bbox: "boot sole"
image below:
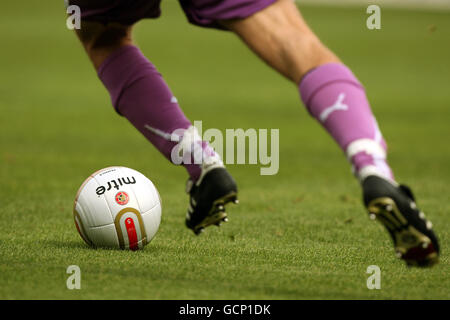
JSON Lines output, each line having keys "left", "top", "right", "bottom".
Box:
{"left": 367, "top": 197, "right": 439, "bottom": 267}
{"left": 191, "top": 191, "right": 238, "bottom": 235}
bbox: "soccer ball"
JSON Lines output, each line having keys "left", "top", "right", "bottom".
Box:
{"left": 73, "top": 166, "right": 162, "bottom": 250}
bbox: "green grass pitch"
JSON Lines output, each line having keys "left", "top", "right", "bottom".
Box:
{"left": 0, "top": 1, "right": 449, "bottom": 299}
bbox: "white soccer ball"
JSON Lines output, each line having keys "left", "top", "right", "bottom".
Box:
{"left": 73, "top": 166, "right": 161, "bottom": 250}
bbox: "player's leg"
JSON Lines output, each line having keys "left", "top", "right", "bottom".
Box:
{"left": 75, "top": 21, "right": 205, "bottom": 179}
{"left": 75, "top": 21, "right": 133, "bottom": 69}
{"left": 221, "top": 0, "right": 439, "bottom": 266}
{"left": 74, "top": 20, "right": 237, "bottom": 234}
{"left": 222, "top": 0, "right": 339, "bottom": 84}
{"left": 221, "top": 0, "right": 392, "bottom": 181}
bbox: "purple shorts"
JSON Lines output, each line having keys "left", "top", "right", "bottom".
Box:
{"left": 68, "top": 0, "right": 276, "bottom": 30}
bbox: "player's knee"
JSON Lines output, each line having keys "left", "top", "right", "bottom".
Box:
{"left": 92, "top": 24, "right": 132, "bottom": 50}
{"left": 76, "top": 21, "right": 132, "bottom": 53}
{"left": 226, "top": 1, "right": 339, "bottom": 84}
{"left": 75, "top": 21, "right": 133, "bottom": 70}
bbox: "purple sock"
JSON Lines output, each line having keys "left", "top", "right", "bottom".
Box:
{"left": 299, "top": 63, "right": 394, "bottom": 182}
{"left": 98, "top": 45, "right": 220, "bottom": 181}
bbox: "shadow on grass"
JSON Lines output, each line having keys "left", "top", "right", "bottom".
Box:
{"left": 41, "top": 239, "right": 166, "bottom": 255}
{"left": 41, "top": 239, "right": 96, "bottom": 250}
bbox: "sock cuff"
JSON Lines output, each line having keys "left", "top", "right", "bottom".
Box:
{"left": 98, "top": 45, "right": 158, "bottom": 112}
{"left": 97, "top": 45, "right": 139, "bottom": 78}
{"left": 299, "top": 63, "right": 364, "bottom": 113}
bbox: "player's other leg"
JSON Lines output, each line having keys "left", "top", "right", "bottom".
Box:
{"left": 74, "top": 21, "right": 237, "bottom": 235}
{"left": 221, "top": 0, "right": 439, "bottom": 266}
